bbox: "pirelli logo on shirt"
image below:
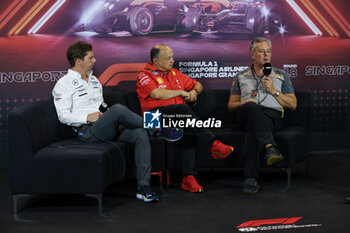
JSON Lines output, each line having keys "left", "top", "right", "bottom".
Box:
{"left": 269, "top": 75, "right": 281, "bottom": 79}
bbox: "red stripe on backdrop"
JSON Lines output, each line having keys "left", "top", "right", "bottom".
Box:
{"left": 0, "top": 0, "right": 27, "bottom": 31}
{"left": 8, "top": 0, "right": 47, "bottom": 36}
{"left": 319, "top": 0, "right": 350, "bottom": 37}
{"left": 98, "top": 63, "right": 146, "bottom": 86}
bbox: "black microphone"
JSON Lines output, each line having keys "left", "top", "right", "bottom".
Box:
{"left": 263, "top": 63, "right": 272, "bottom": 77}
{"left": 99, "top": 102, "right": 109, "bottom": 113}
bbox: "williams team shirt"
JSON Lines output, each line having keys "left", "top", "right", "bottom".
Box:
{"left": 52, "top": 69, "right": 103, "bottom": 127}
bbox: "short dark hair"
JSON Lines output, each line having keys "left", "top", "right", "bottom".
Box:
{"left": 150, "top": 46, "right": 161, "bottom": 63}
{"left": 66, "top": 41, "right": 92, "bottom": 67}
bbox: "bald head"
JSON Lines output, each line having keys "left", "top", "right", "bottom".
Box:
{"left": 151, "top": 44, "right": 174, "bottom": 72}
{"left": 150, "top": 44, "right": 167, "bottom": 62}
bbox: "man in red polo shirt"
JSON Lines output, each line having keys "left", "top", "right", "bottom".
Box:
{"left": 136, "top": 44, "right": 234, "bottom": 193}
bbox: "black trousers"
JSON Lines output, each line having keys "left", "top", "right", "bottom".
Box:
{"left": 236, "top": 102, "right": 282, "bottom": 179}
{"left": 154, "top": 104, "right": 216, "bottom": 175}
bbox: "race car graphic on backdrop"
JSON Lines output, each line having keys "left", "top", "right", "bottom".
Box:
{"left": 76, "top": 0, "right": 280, "bottom": 36}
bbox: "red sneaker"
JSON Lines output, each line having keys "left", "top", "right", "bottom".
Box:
{"left": 181, "top": 175, "right": 203, "bottom": 193}
{"left": 210, "top": 140, "right": 234, "bottom": 159}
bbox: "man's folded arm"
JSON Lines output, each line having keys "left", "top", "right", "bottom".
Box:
{"left": 150, "top": 88, "right": 189, "bottom": 100}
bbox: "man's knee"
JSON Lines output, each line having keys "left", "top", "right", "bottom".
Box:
{"left": 244, "top": 101, "right": 259, "bottom": 109}
{"left": 173, "top": 103, "right": 194, "bottom": 114}
{"left": 109, "top": 103, "right": 127, "bottom": 112}
{"left": 240, "top": 102, "right": 260, "bottom": 114}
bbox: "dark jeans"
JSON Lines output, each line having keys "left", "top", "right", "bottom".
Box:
{"left": 154, "top": 104, "right": 216, "bottom": 175}
{"left": 80, "top": 104, "right": 151, "bottom": 187}
{"left": 236, "top": 102, "right": 282, "bottom": 179}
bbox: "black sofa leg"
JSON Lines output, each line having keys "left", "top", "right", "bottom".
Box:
{"left": 283, "top": 168, "right": 291, "bottom": 191}
{"left": 161, "top": 171, "right": 169, "bottom": 192}
{"left": 86, "top": 193, "right": 103, "bottom": 215}
{"left": 13, "top": 194, "right": 32, "bottom": 222}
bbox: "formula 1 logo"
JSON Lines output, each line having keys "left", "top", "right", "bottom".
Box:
{"left": 143, "top": 110, "right": 161, "bottom": 129}
{"left": 236, "top": 217, "right": 321, "bottom": 232}
{"left": 237, "top": 217, "right": 302, "bottom": 228}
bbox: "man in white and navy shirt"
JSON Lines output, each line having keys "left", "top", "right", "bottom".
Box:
{"left": 228, "top": 37, "right": 297, "bottom": 194}
{"left": 52, "top": 41, "right": 158, "bottom": 202}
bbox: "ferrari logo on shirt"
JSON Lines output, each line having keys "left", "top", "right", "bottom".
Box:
{"left": 156, "top": 77, "right": 164, "bottom": 84}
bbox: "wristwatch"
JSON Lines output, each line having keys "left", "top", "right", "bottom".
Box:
{"left": 194, "top": 87, "right": 200, "bottom": 94}
{"left": 274, "top": 90, "right": 280, "bottom": 97}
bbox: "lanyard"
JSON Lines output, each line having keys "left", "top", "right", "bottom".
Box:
{"left": 250, "top": 66, "right": 268, "bottom": 104}
{"left": 251, "top": 66, "right": 264, "bottom": 90}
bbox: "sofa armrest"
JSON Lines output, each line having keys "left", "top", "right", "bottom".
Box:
{"left": 9, "top": 107, "right": 36, "bottom": 173}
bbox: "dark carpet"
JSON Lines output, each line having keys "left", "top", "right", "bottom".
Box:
{"left": 1, "top": 150, "right": 350, "bottom": 233}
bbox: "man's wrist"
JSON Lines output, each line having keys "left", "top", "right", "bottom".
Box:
{"left": 274, "top": 90, "right": 280, "bottom": 97}
{"left": 179, "top": 90, "right": 188, "bottom": 97}
{"left": 190, "top": 89, "right": 198, "bottom": 96}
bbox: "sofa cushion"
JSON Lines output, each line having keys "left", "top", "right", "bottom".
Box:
{"left": 24, "top": 139, "right": 128, "bottom": 194}
{"left": 193, "top": 89, "right": 232, "bottom": 127}
{"left": 103, "top": 87, "right": 128, "bottom": 107}
{"left": 10, "top": 99, "right": 63, "bottom": 154}
{"left": 282, "top": 91, "right": 311, "bottom": 130}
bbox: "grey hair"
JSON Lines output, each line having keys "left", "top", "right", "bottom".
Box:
{"left": 249, "top": 37, "right": 272, "bottom": 52}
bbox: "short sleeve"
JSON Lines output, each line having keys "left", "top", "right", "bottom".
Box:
{"left": 136, "top": 72, "right": 158, "bottom": 99}
{"left": 177, "top": 71, "right": 196, "bottom": 91}
{"left": 281, "top": 72, "right": 294, "bottom": 94}
{"left": 230, "top": 76, "right": 241, "bottom": 95}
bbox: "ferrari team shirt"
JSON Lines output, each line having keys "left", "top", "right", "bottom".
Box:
{"left": 136, "top": 63, "right": 197, "bottom": 113}
{"left": 52, "top": 69, "right": 103, "bottom": 127}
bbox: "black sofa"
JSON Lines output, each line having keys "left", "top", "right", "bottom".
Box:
{"left": 122, "top": 87, "right": 311, "bottom": 188}
{"left": 9, "top": 86, "right": 311, "bottom": 217}
{"left": 9, "top": 88, "right": 165, "bottom": 218}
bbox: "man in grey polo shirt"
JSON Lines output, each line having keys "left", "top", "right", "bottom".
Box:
{"left": 228, "top": 37, "right": 297, "bottom": 194}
